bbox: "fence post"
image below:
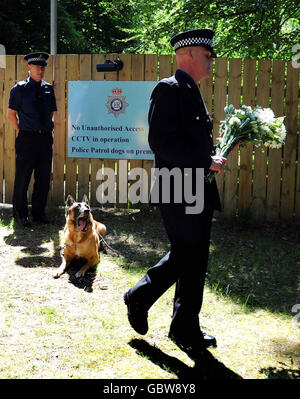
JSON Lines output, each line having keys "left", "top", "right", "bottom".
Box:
{"left": 239, "top": 59, "right": 256, "bottom": 217}
{"left": 223, "top": 58, "right": 242, "bottom": 218}
{"left": 266, "top": 60, "right": 285, "bottom": 221}
{"left": 53, "top": 54, "right": 66, "bottom": 205}
{"left": 252, "top": 60, "right": 271, "bottom": 221}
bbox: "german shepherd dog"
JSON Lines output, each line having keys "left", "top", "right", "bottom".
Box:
{"left": 53, "top": 194, "right": 106, "bottom": 279}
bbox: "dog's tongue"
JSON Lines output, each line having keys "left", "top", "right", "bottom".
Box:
{"left": 76, "top": 219, "right": 85, "bottom": 232}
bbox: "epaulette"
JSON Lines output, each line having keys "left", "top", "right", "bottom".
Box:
{"left": 160, "top": 76, "right": 178, "bottom": 87}
{"left": 151, "top": 77, "right": 178, "bottom": 100}
{"left": 41, "top": 80, "right": 52, "bottom": 87}
{"left": 17, "top": 79, "right": 29, "bottom": 87}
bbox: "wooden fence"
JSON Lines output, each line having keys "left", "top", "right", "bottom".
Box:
{"left": 0, "top": 54, "right": 299, "bottom": 222}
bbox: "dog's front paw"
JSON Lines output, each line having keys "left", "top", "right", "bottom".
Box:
{"left": 75, "top": 269, "right": 86, "bottom": 278}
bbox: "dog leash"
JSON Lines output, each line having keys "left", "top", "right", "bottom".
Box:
{"left": 61, "top": 235, "right": 120, "bottom": 256}
{"left": 98, "top": 233, "right": 120, "bottom": 256}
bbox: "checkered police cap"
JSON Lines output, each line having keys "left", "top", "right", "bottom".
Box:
{"left": 24, "top": 52, "right": 49, "bottom": 66}
{"left": 170, "top": 29, "right": 216, "bottom": 57}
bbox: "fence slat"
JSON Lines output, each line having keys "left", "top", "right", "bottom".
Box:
{"left": 46, "top": 56, "right": 54, "bottom": 205}
{"left": 16, "top": 55, "right": 27, "bottom": 81}
{"left": 52, "top": 55, "right": 66, "bottom": 205}
{"left": 44, "top": 55, "right": 53, "bottom": 83}
{"left": 239, "top": 59, "right": 256, "bottom": 216}
{"left": 200, "top": 63, "right": 213, "bottom": 115}
{"left": 65, "top": 54, "right": 79, "bottom": 202}
{"left": 281, "top": 62, "right": 298, "bottom": 220}
{"left": 213, "top": 58, "right": 228, "bottom": 209}
{"left": 159, "top": 55, "right": 171, "bottom": 79}
{"left": 266, "top": 60, "right": 285, "bottom": 221}
{"left": 223, "top": 58, "right": 242, "bottom": 218}
{"left": 3, "top": 56, "right": 16, "bottom": 204}
{"left": 252, "top": 60, "right": 271, "bottom": 221}
{"left": 78, "top": 54, "right": 92, "bottom": 201}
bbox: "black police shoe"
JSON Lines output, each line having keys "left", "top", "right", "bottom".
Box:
{"left": 202, "top": 331, "right": 217, "bottom": 348}
{"left": 123, "top": 291, "right": 149, "bottom": 335}
{"left": 168, "top": 331, "right": 217, "bottom": 361}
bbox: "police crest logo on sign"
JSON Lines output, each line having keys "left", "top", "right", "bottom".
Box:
{"left": 105, "top": 88, "right": 128, "bottom": 118}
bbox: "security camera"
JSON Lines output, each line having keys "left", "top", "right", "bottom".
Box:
{"left": 96, "top": 59, "right": 123, "bottom": 72}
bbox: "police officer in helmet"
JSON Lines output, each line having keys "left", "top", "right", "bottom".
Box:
{"left": 6, "top": 52, "right": 57, "bottom": 227}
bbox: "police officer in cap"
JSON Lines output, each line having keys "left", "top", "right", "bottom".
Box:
{"left": 7, "top": 52, "right": 57, "bottom": 227}
{"left": 124, "top": 29, "right": 227, "bottom": 361}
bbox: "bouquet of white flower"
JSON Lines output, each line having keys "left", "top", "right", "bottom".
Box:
{"left": 206, "top": 104, "right": 286, "bottom": 183}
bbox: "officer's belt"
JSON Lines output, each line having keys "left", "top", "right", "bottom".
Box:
{"left": 20, "top": 129, "right": 51, "bottom": 134}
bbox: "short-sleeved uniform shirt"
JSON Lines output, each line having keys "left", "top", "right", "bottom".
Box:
{"left": 8, "top": 76, "right": 57, "bottom": 131}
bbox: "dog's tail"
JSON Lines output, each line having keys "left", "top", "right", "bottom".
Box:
{"left": 98, "top": 233, "right": 120, "bottom": 256}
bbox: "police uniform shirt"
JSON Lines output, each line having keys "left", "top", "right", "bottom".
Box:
{"left": 8, "top": 77, "right": 57, "bottom": 131}
{"left": 148, "top": 69, "right": 215, "bottom": 170}
{"left": 148, "top": 68, "right": 221, "bottom": 211}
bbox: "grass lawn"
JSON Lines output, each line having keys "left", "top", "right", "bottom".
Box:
{"left": 0, "top": 204, "right": 299, "bottom": 379}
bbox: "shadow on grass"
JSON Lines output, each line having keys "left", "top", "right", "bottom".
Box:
{"left": 95, "top": 208, "right": 298, "bottom": 315}
{"left": 207, "top": 218, "right": 299, "bottom": 314}
{"left": 92, "top": 207, "right": 168, "bottom": 269}
{"left": 2, "top": 204, "right": 298, "bottom": 314}
{"left": 61, "top": 258, "right": 107, "bottom": 293}
{"left": 129, "top": 338, "right": 242, "bottom": 379}
{"left": 2, "top": 205, "right": 62, "bottom": 264}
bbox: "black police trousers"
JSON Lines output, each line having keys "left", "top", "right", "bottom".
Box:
{"left": 13, "top": 130, "right": 53, "bottom": 219}
{"left": 127, "top": 202, "right": 214, "bottom": 337}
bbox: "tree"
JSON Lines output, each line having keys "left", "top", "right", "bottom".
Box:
{"left": 60, "top": 0, "right": 134, "bottom": 53}
{"left": 1, "top": 0, "right": 299, "bottom": 58}
{"left": 0, "top": 0, "right": 134, "bottom": 54}
{"left": 127, "top": 0, "right": 300, "bottom": 59}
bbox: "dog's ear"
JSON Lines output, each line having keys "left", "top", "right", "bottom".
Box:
{"left": 82, "top": 194, "right": 89, "bottom": 204}
{"left": 66, "top": 195, "right": 75, "bottom": 208}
